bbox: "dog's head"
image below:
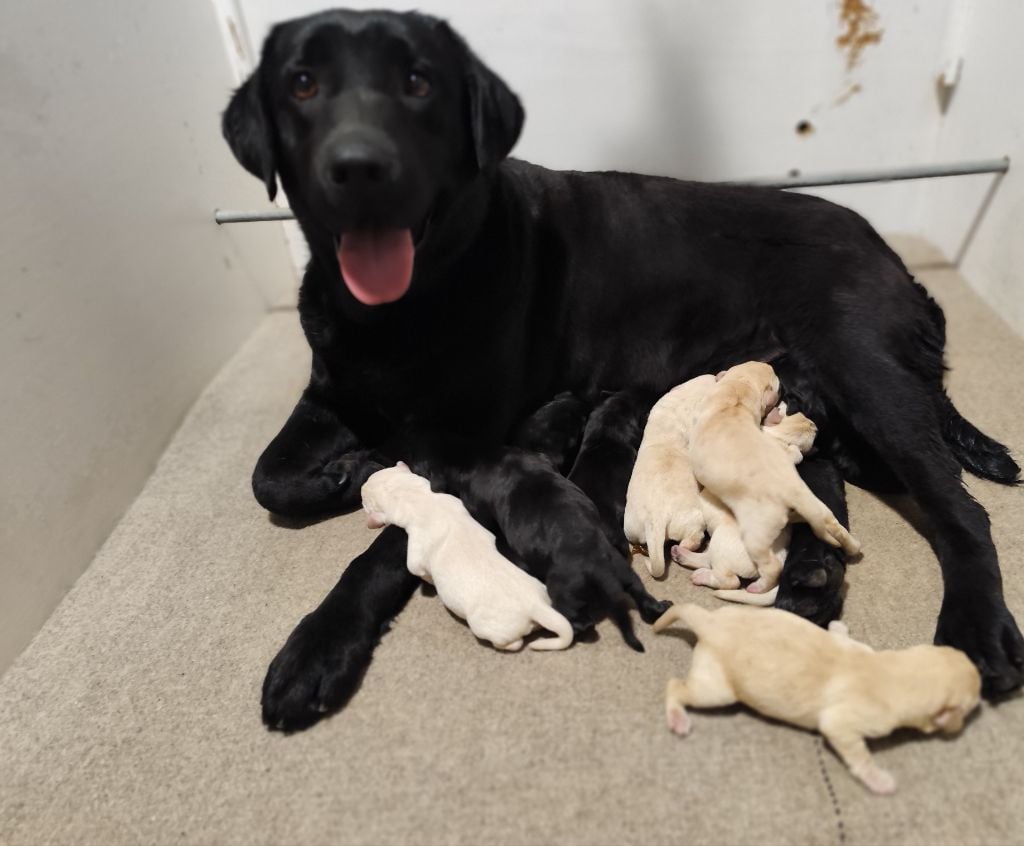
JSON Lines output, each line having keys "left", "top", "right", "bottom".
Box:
{"left": 360, "top": 461, "right": 426, "bottom": 528}
{"left": 716, "top": 362, "right": 781, "bottom": 417}
{"left": 903, "top": 645, "right": 982, "bottom": 735}
{"left": 223, "top": 9, "right": 523, "bottom": 306}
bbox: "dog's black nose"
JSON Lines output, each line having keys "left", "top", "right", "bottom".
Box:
{"left": 326, "top": 143, "right": 400, "bottom": 188}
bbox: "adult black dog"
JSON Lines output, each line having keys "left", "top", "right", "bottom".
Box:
{"left": 223, "top": 8, "right": 1023, "bottom": 731}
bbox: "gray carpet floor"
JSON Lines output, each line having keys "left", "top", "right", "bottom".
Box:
{"left": 1, "top": 238, "right": 1022, "bottom": 846}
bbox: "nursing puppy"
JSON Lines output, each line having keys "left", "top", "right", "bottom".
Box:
{"left": 654, "top": 604, "right": 982, "bottom": 794}
{"left": 675, "top": 407, "right": 818, "bottom": 604}
{"left": 361, "top": 464, "right": 574, "bottom": 651}
{"left": 689, "top": 363, "right": 860, "bottom": 594}
{"left": 624, "top": 375, "right": 716, "bottom": 577}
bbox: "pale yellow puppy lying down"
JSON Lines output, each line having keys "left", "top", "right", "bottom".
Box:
{"left": 674, "top": 406, "right": 818, "bottom": 605}
{"left": 624, "top": 374, "right": 716, "bottom": 578}
{"left": 361, "top": 464, "right": 574, "bottom": 651}
{"left": 654, "top": 604, "right": 982, "bottom": 795}
{"left": 689, "top": 361, "right": 860, "bottom": 595}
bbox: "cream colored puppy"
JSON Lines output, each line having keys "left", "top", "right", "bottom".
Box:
{"left": 624, "top": 374, "right": 716, "bottom": 577}
{"left": 361, "top": 464, "right": 573, "bottom": 651}
{"left": 674, "top": 407, "right": 818, "bottom": 605}
{"left": 654, "top": 604, "right": 982, "bottom": 794}
{"left": 689, "top": 362, "right": 860, "bottom": 594}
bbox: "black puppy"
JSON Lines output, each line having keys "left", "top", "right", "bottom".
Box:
{"left": 512, "top": 391, "right": 590, "bottom": 474}
{"left": 224, "top": 10, "right": 1022, "bottom": 730}
{"left": 419, "top": 447, "right": 670, "bottom": 652}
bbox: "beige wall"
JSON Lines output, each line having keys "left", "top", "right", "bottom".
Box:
{"left": 0, "top": 1, "right": 296, "bottom": 672}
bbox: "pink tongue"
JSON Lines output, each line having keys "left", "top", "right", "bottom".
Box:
{"left": 338, "top": 229, "right": 415, "bottom": 305}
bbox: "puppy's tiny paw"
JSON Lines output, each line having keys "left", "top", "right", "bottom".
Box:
{"left": 691, "top": 568, "right": 717, "bottom": 588}
{"left": 859, "top": 765, "right": 897, "bottom": 795}
{"left": 667, "top": 705, "right": 692, "bottom": 736}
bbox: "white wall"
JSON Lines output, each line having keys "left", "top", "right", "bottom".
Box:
{"left": 917, "top": 4, "right": 1024, "bottom": 334}
{"left": 0, "top": 0, "right": 297, "bottom": 673}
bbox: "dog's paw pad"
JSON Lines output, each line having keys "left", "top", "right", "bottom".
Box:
{"left": 667, "top": 705, "right": 692, "bottom": 736}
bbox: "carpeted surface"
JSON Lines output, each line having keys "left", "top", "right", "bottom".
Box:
{"left": 1, "top": 238, "right": 1022, "bottom": 846}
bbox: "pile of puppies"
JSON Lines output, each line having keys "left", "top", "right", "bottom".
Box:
{"left": 625, "top": 361, "right": 860, "bottom": 602}
{"left": 360, "top": 361, "right": 981, "bottom": 795}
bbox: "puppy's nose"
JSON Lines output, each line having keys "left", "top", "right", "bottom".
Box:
{"left": 327, "top": 142, "right": 400, "bottom": 188}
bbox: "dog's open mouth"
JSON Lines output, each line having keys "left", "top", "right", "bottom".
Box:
{"left": 337, "top": 229, "right": 414, "bottom": 306}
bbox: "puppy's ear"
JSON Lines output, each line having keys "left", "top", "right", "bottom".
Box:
{"left": 715, "top": 370, "right": 727, "bottom": 382}
{"left": 439, "top": 21, "right": 524, "bottom": 169}
{"left": 222, "top": 70, "right": 278, "bottom": 201}
{"left": 396, "top": 461, "right": 411, "bottom": 472}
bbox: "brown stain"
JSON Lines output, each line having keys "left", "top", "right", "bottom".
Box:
{"left": 833, "top": 82, "right": 863, "bottom": 106}
{"left": 836, "top": 0, "right": 884, "bottom": 71}
{"left": 795, "top": 119, "right": 815, "bottom": 136}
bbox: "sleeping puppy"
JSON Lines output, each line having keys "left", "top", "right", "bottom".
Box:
{"left": 624, "top": 375, "right": 716, "bottom": 577}
{"left": 361, "top": 464, "right": 574, "bottom": 651}
{"left": 426, "top": 448, "right": 671, "bottom": 651}
{"left": 654, "top": 604, "right": 982, "bottom": 794}
{"left": 674, "top": 407, "right": 818, "bottom": 604}
{"left": 512, "top": 390, "right": 590, "bottom": 474}
{"left": 689, "top": 362, "right": 860, "bottom": 594}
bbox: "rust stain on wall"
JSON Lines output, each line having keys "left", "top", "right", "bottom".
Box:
{"left": 836, "top": 0, "right": 883, "bottom": 71}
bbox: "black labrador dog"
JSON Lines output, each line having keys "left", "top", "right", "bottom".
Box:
{"left": 222, "top": 9, "right": 1023, "bottom": 731}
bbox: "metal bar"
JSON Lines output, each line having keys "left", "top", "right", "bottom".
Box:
{"left": 213, "top": 157, "right": 1010, "bottom": 223}
{"left": 732, "top": 157, "right": 1009, "bottom": 189}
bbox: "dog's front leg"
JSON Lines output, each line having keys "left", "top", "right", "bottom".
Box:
{"left": 261, "top": 525, "right": 417, "bottom": 731}
{"left": 776, "top": 457, "right": 848, "bottom": 625}
{"left": 819, "top": 713, "right": 896, "bottom": 795}
{"left": 253, "top": 389, "right": 387, "bottom": 518}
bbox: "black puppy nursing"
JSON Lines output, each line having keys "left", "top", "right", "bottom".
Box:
{"left": 223, "top": 8, "right": 1023, "bottom": 731}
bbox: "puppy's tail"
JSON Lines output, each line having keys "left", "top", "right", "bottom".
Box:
{"left": 789, "top": 486, "right": 861, "bottom": 556}
{"left": 528, "top": 604, "right": 575, "bottom": 651}
{"left": 937, "top": 391, "right": 1021, "bottom": 485}
{"left": 644, "top": 519, "right": 668, "bottom": 578}
{"left": 713, "top": 586, "right": 778, "bottom": 607}
{"left": 653, "top": 603, "right": 711, "bottom": 636}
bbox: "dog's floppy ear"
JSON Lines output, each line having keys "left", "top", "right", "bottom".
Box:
{"left": 222, "top": 70, "right": 278, "bottom": 201}
{"left": 439, "top": 21, "right": 524, "bottom": 170}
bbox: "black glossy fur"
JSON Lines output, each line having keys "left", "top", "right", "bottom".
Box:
{"left": 222, "top": 9, "right": 1023, "bottom": 731}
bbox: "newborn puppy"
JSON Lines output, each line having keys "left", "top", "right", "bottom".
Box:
{"left": 654, "top": 604, "right": 982, "bottom": 794}
{"left": 624, "top": 375, "right": 716, "bottom": 577}
{"left": 674, "top": 407, "right": 818, "bottom": 603}
{"left": 430, "top": 449, "right": 671, "bottom": 651}
{"left": 689, "top": 362, "right": 860, "bottom": 594}
{"left": 512, "top": 391, "right": 590, "bottom": 473}
{"left": 567, "top": 389, "right": 653, "bottom": 554}
{"left": 361, "top": 464, "right": 574, "bottom": 651}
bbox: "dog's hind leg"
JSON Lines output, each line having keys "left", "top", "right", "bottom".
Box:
{"left": 665, "top": 647, "right": 736, "bottom": 736}
{"left": 820, "top": 346, "right": 1024, "bottom": 696}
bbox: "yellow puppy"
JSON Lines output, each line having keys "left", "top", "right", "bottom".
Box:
{"left": 654, "top": 604, "right": 982, "bottom": 794}
{"left": 689, "top": 362, "right": 860, "bottom": 594}
{"left": 624, "top": 374, "right": 715, "bottom": 577}
{"left": 674, "top": 406, "right": 817, "bottom": 600}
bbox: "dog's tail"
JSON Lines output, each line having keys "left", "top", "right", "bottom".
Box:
{"left": 713, "top": 586, "right": 778, "bottom": 607}
{"left": 653, "top": 602, "right": 711, "bottom": 635}
{"left": 528, "top": 604, "right": 575, "bottom": 651}
{"left": 937, "top": 391, "right": 1020, "bottom": 485}
{"left": 644, "top": 519, "right": 668, "bottom": 578}
{"left": 789, "top": 486, "right": 861, "bottom": 556}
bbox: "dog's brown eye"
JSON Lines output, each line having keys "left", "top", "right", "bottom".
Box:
{"left": 291, "top": 71, "right": 318, "bottom": 100}
{"left": 405, "top": 70, "right": 431, "bottom": 98}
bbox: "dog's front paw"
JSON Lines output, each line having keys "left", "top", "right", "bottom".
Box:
{"left": 935, "top": 593, "right": 1024, "bottom": 698}
{"left": 261, "top": 610, "right": 375, "bottom": 732}
{"left": 323, "top": 450, "right": 385, "bottom": 492}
